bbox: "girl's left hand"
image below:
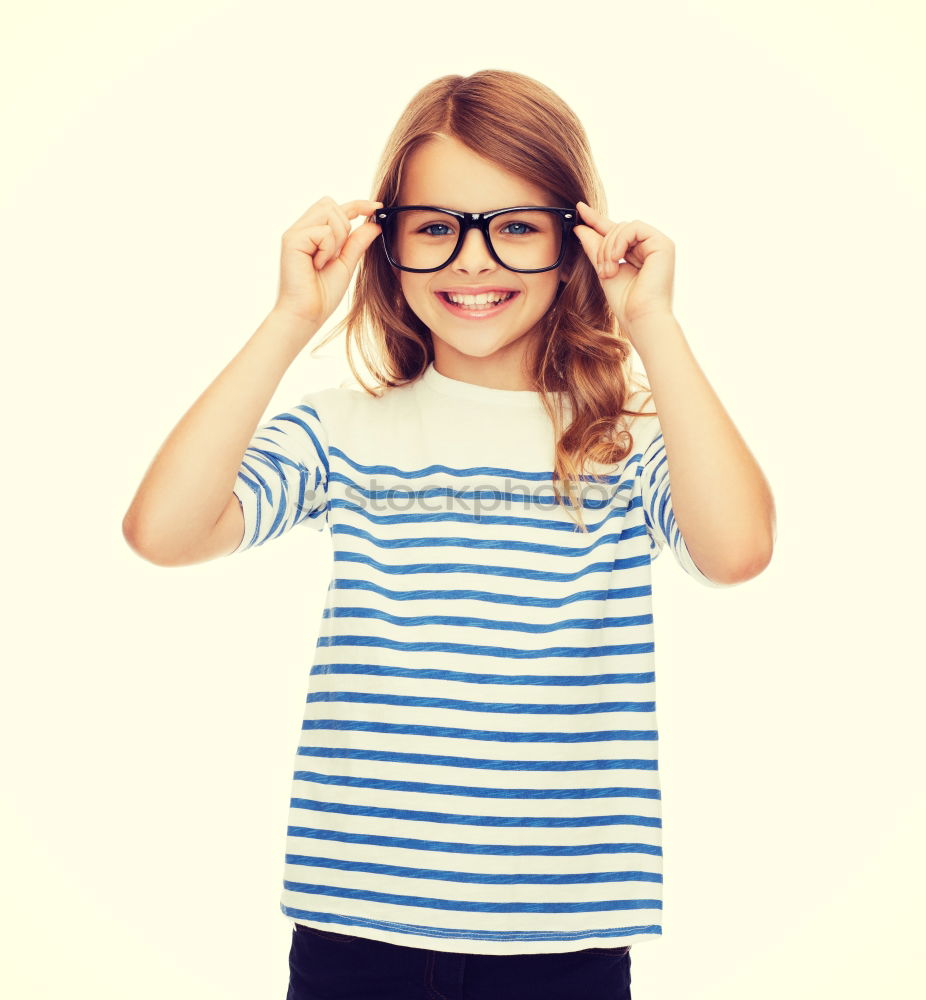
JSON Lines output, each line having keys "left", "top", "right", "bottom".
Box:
{"left": 573, "top": 202, "right": 676, "bottom": 339}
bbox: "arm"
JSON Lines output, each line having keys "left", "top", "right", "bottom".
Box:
{"left": 122, "top": 309, "right": 317, "bottom": 566}
{"left": 122, "top": 196, "right": 383, "bottom": 567}
{"left": 630, "top": 311, "right": 776, "bottom": 585}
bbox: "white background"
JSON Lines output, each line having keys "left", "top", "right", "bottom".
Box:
{"left": 2, "top": 1, "right": 923, "bottom": 997}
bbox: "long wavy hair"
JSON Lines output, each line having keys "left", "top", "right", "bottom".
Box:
{"left": 312, "top": 69, "right": 656, "bottom": 532}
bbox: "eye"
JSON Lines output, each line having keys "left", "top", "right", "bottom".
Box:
{"left": 500, "top": 221, "right": 536, "bottom": 236}
{"left": 418, "top": 222, "right": 454, "bottom": 236}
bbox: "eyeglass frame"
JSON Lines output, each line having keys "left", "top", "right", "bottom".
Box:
{"left": 374, "top": 204, "right": 578, "bottom": 274}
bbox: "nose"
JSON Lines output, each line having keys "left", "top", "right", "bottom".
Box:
{"left": 451, "top": 226, "right": 497, "bottom": 274}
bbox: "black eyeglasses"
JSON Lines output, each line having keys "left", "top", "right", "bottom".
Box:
{"left": 375, "top": 205, "right": 578, "bottom": 274}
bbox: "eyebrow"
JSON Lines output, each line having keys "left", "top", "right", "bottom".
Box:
{"left": 399, "top": 203, "right": 558, "bottom": 212}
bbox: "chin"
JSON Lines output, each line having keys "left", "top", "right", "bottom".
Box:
{"left": 432, "top": 328, "right": 540, "bottom": 361}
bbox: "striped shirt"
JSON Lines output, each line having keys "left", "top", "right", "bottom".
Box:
{"left": 231, "top": 360, "right": 734, "bottom": 956}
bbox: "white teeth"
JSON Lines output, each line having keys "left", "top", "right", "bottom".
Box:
{"left": 445, "top": 291, "right": 513, "bottom": 307}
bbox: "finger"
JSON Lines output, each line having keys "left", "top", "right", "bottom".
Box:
{"left": 302, "top": 223, "right": 345, "bottom": 271}
{"left": 572, "top": 223, "right": 603, "bottom": 263}
{"left": 344, "top": 200, "right": 385, "bottom": 231}
{"left": 333, "top": 198, "right": 385, "bottom": 259}
{"left": 282, "top": 199, "right": 381, "bottom": 276}
{"left": 316, "top": 235, "right": 338, "bottom": 271}
{"left": 306, "top": 225, "right": 339, "bottom": 271}
{"left": 606, "top": 222, "right": 652, "bottom": 276}
{"left": 577, "top": 203, "right": 629, "bottom": 277}
{"left": 282, "top": 222, "right": 334, "bottom": 255}
{"left": 287, "top": 197, "right": 382, "bottom": 237}
{"left": 319, "top": 197, "right": 362, "bottom": 262}
{"left": 283, "top": 209, "right": 344, "bottom": 272}
{"left": 324, "top": 198, "right": 350, "bottom": 256}
{"left": 602, "top": 222, "right": 631, "bottom": 276}
{"left": 612, "top": 226, "right": 657, "bottom": 274}
{"left": 287, "top": 195, "right": 340, "bottom": 232}
{"left": 333, "top": 199, "right": 379, "bottom": 249}
{"left": 576, "top": 200, "right": 615, "bottom": 238}
{"left": 341, "top": 199, "right": 384, "bottom": 217}
{"left": 336, "top": 219, "right": 383, "bottom": 275}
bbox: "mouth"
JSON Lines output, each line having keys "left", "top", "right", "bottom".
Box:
{"left": 435, "top": 290, "right": 520, "bottom": 319}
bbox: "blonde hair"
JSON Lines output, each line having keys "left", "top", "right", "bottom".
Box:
{"left": 313, "top": 69, "right": 655, "bottom": 532}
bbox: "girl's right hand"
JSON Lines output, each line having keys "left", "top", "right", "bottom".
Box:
{"left": 273, "top": 196, "right": 384, "bottom": 329}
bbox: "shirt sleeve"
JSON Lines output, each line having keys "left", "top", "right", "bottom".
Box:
{"left": 638, "top": 416, "right": 738, "bottom": 589}
{"left": 230, "top": 393, "right": 330, "bottom": 554}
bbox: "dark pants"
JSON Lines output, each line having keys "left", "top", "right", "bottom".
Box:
{"left": 286, "top": 922, "right": 632, "bottom": 1000}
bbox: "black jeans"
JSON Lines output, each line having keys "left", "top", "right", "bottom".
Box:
{"left": 286, "top": 922, "right": 632, "bottom": 1000}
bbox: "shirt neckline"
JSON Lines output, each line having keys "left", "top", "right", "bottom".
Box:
{"left": 420, "top": 361, "right": 562, "bottom": 409}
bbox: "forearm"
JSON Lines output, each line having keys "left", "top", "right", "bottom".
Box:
{"left": 630, "top": 311, "right": 776, "bottom": 583}
{"left": 122, "top": 309, "right": 318, "bottom": 563}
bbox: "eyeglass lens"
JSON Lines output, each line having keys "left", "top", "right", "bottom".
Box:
{"left": 384, "top": 209, "right": 563, "bottom": 271}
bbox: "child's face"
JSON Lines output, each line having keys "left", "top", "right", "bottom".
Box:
{"left": 395, "top": 135, "right": 568, "bottom": 383}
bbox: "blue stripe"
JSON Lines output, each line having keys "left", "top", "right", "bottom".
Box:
{"left": 243, "top": 452, "right": 306, "bottom": 538}
{"left": 287, "top": 825, "right": 662, "bottom": 857}
{"left": 315, "top": 635, "right": 655, "bottom": 660}
{"left": 322, "top": 606, "right": 652, "bottom": 632}
{"left": 288, "top": 799, "right": 662, "bottom": 829}
{"left": 292, "top": 770, "right": 661, "bottom": 801}
{"left": 272, "top": 405, "right": 330, "bottom": 479}
{"left": 329, "top": 492, "right": 639, "bottom": 525}
{"left": 331, "top": 578, "right": 654, "bottom": 607}
{"left": 329, "top": 445, "right": 632, "bottom": 485}
{"left": 301, "top": 719, "right": 660, "bottom": 747}
{"left": 284, "top": 854, "right": 662, "bottom": 884}
{"left": 281, "top": 905, "right": 660, "bottom": 944}
{"left": 332, "top": 522, "right": 635, "bottom": 558}
{"left": 332, "top": 551, "right": 651, "bottom": 583}
{"left": 329, "top": 474, "right": 621, "bottom": 513}
{"left": 281, "top": 880, "right": 662, "bottom": 913}
{"left": 308, "top": 663, "right": 656, "bottom": 686}
{"left": 233, "top": 404, "right": 330, "bottom": 548}
{"left": 305, "top": 691, "right": 655, "bottom": 714}
{"left": 238, "top": 452, "right": 313, "bottom": 541}
{"left": 296, "top": 747, "right": 660, "bottom": 768}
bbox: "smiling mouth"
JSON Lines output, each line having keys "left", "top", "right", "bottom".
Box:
{"left": 436, "top": 291, "right": 519, "bottom": 315}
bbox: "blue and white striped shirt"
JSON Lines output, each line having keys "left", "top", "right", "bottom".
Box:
{"left": 231, "top": 360, "right": 734, "bottom": 956}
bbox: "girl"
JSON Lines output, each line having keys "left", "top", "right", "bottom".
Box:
{"left": 124, "top": 70, "right": 774, "bottom": 1000}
